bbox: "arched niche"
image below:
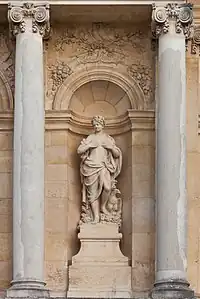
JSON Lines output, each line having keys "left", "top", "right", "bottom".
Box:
{"left": 0, "top": 70, "right": 13, "bottom": 110}
{"left": 52, "top": 64, "right": 155, "bottom": 289}
{"left": 53, "top": 65, "right": 145, "bottom": 111}
{"left": 69, "top": 80, "right": 131, "bottom": 117}
{"left": 64, "top": 69, "right": 135, "bottom": 264}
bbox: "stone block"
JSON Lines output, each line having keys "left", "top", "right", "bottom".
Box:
{"left": 0, "top": 215, "right": 12, "bottom": 233}
{"left": 45, "top": 164, "right": 67, "bottom": 181}
{"left": 0, "top": 134, "right": 13, "bottom": 151}
{"left": 51, "top": 131, "right": 67, "bottom": 146}
{"left": 45, "top": 232, "right": 67, "bottom": 261}
{"left": 45, "top": 146, "right": 67, "bottom": 164}
{"left": 133, "top": 232, "right": 155, "bottom": 263}
{"left": 45, "top": 181, "right": 67, "bottom": 198}
{"left": 132, "top": 261, "right": 154, "bottom": 291}
{"left": 133, "top": 197, "right": 155, "bottom": 233}
{"left": 0, "top": 157, "right": 12, "bottom": 173}
{"left": 132, "top": 131, "right": 155, "bottom": 146}
{"left": 68, "top": 266, "right": 131, "bottom": 298}
{"left": 45, "top": 198, "right": 67, "bottom": 233}
{"left": 68, "top": 223, "right": 132, "bottom": 298}
{"left": 0, "top": 173, "right": 12, "bottom": 198}
{"left": 0, "top": 199, "right": 12, "bottom": 215}
{"left": 0, "top": 233, "right": 11, "bottom": 261}
{"left": 45, "top": 261, "right": 67, "bottom": 290}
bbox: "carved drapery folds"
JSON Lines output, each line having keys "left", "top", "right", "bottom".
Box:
{"left": 152, "top": 3, "right": 193, "bottom": 39}
{"left": 8, "top": 2, "right": 50, "bottom": 37}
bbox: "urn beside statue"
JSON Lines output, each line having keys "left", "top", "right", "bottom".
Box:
{"left": 68, "top": 116, "right": 131, "bottom": 298}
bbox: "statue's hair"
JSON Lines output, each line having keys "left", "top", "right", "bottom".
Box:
{"left": 91, "top": 115, "right": 105, "bottom": 127}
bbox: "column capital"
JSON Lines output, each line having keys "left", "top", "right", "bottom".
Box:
{"left": 152, "top": 3, "right": 193, "bottom": 39}
{"left": 8, "top": 2, "right": 50, "bottom": 38}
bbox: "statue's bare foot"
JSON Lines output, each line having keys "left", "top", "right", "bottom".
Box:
{"left": 91, "top": 217, "right": 99, "bottom": 224}
{"left": 101, "top": 206, "right": 110, "bottom": 215}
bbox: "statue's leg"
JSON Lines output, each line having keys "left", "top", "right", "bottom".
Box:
{"left": 101, "top": 169, "right": 111, "bottom": 214}
{"left": 90, "top": 200, "right": 100, "bottom": 223}
{"left": 87, "top": 179, "right": 100, "bottom": 223}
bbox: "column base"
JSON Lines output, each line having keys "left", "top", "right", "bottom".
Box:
{"left": 150, "top": 280, "right": 194, "bottom": 299}
{"left": 6, "top": 279, "right": 50, "bottom": 299}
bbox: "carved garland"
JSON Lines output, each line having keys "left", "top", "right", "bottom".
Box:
{"left": 152, "top": 3, "right": 193, "bottom": 39}
{"left": 127, "top": 63, "right": 153, "bottom": 106}
{"left": 8, "top": 2, "right": 50, "bottom": 37}
{"left": 48, "top": 61, "right": 73, "bottom": 96}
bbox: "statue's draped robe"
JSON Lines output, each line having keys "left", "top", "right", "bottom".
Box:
{"left": 78, "top": 133, "right": 122, "bottom": 205}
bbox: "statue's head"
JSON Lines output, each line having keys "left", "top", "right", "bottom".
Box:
{"left": 91, "top": 115, "right": 105, "bottom": 132}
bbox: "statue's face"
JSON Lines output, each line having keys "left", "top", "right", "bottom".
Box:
{"left": 93, "top": 122, "right": 103, "bottom": 132}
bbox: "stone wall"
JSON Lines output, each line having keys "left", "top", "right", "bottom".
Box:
{"left": 0, "top": 132, "right": 12, "bottom": 290}
{"left": 0, "top": 20, "right": 199, "bottom": 298}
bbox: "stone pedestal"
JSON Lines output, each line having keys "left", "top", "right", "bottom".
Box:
{"left": 68, "top": 223, "right": 131, "bottom": 298}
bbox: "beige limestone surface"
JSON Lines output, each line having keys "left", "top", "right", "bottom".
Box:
{"left": 0, "top": 10, "right": 198, "bottom": 299}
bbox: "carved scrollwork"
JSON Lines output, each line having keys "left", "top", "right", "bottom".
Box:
{"left": 54, "top": 23, "right": 147, "bottom": 65}
{"left": 152, "top": 3, "right": 193, "bottom": 39}
{"left": 8, "top": 2, "right": 50, "bottom": 37}
{"left": 191, "top": 26, "right": 200, "bottom": 55}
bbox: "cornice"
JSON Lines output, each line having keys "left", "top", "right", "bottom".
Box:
{"left": 0, "top": 0, "right": 186, "bottom": 5}
{"left": 0, "top": 110, "right": 155, "bottom": 134}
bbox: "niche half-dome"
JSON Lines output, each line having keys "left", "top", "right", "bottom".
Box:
{"left": 69, "top": 80, "right": 131, "bottom": 117}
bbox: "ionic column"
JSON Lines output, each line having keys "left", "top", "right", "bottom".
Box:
{"left": 7, "top": 3, "right": 50, "bottom": 297}
{"left": 151, "top": 4, "right": 194, "bottom": 299}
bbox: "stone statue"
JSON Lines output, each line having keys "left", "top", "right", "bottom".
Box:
{"left": 77, "top": 115, "right": 122, "bottom": 225}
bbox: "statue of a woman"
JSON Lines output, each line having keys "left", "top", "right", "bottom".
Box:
{"left": 77, "top": 115, "right": 122, "bottom": 224}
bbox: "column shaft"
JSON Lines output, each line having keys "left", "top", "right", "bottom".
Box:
{"left": 151, "top": 4, "right": 194, "bottom": 299}
{"left": 7, "top": 3, "right": 50, "bottom": 297}
{"left": 13, "top": 19, "right": 44, "bottom": 285}
{"left": 157, "top": 20, "right": 186, "bottom": 282}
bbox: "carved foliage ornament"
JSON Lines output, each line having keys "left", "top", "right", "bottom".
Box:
{"left": 191, "top": 26, "right": 200, "bottom": 55}
{"left": 152, "top": 3, "right": 193, "bottom": 39}
{"left": 8, "top": 2, "right": 50, "bottom": 37}
{"left": 48, "top": 61, "right": 73, "bottom": 96}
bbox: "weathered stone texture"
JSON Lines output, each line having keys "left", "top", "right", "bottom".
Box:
{"left": 0, "top": 133, "right": 13, "bottom": 290}
{"left": 187, "top": 55, "right": 200, "bottom": 295}
{"left": 0, "top": 13, "right": 198, "bottom": 299}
